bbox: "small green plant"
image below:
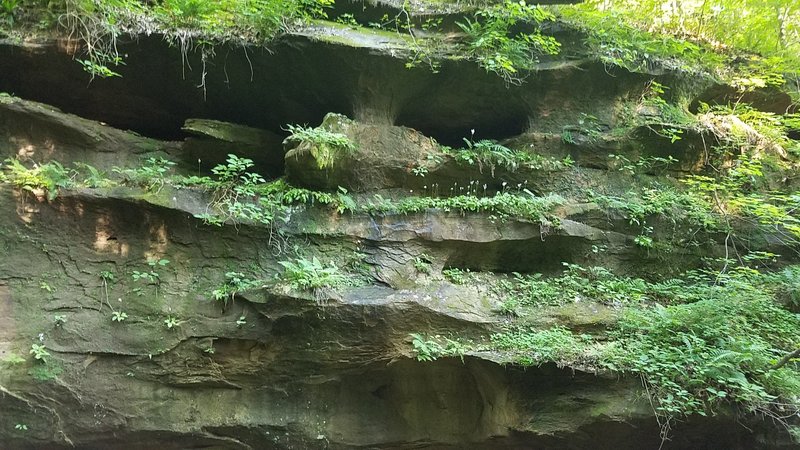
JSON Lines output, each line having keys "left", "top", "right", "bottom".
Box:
{"left": 150, "top": 259, "right": 170, "bottom": 269}
{"left": 210, "top": 154, "right": 264, "bottom": 187}
{"left": 497, "top": 298, "right": 520, "bottom": 317}
{"left": 411, "top": 333, "right": 441, "bottom": 362}
{"left": 634, "top": 234, "right": 654, "bottom": 248}
{"left": 490, "top": 326, "right": 596, "bottom": 367}
{"left": 2, "top": 353, "right": 26, "bottom": 366}
{"left": 100, "top": 270, "right": 116, "bottom": 282}
{"left": 2, "top": 158, "right": 75, "bottom": 200}
{"left": 608, "top": 154, "right": 678, "bottom": 175}
{"left": 132, "top": 259, "right": 168, "bottom": 298}
{"left": 410, "top": 333, "right": 469, "bottom": 362}
{"left": 163, "top": 316, "right": 180, "bottom": 330}
{"left": 14, "top": 424, "right": 28, "bottom": 431}
{"left": 192, "top": 154, "right": 277, "bottom": 227}
{"left": 39, "top": 281, "right": 53, "bottom": 292}
{"left": 53, "top": 315, "right": 66, "bottom": 327}
{"left": 29, "top": 363, "right": 62, "bottom": 382}
{"left": 633, "top": 225, "right": 655, "bottom": 249}
{"left": 446, "top": 138, "right": 569, "bottom": 176}
{"left": 29, "top": 343, "right": 50, "bottom": 363}
{"left": 335, "top": 12, "right": 358, "bottom": 27}
{"left": 413, "top": 254, "right": 433, "bottom": 274}
{"left": 74, "top": 162, "right": 114, "bottom": 188}
{"left": 132, "top": 270, "right": 159, "bottom": 283}
{"left": 236, "top": 315, "right": 247, "bottom": 327}
{"left": 111, "top": 311, "right": 128, "bottom": 322}
{"left": 1, "top": 0, "right": 19, "bottom": 16}
{"left": 411, "top": 165, "right": 429, "bottom": 177}
{"left": 113, "top": 157, "right": 176, "bottom": 192}
{"left": 78, "top": 58, "right": 122, "bottom": 78}
{"left": 211, "top": 272, "right": 261, "bottom": 306}
{"left": 442, "top": 267, "right": 468, "bottom": 285}
{"left": 561, "top": 129, "right": 576, "bottom": 144}
{"left": 278, "top": 256, "right": 350, "bottom": 292}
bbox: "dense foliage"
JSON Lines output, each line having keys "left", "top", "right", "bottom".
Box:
{"left": 557, "top": 1, "right": 800, "bottom": 99}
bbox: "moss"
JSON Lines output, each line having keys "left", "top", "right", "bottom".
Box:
{"left": 305, "top": 19, "right": 412, "bottom": 49}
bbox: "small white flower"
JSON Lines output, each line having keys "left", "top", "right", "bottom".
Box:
{"left": 38, "top": 333, "right": 44, "bottom": 342}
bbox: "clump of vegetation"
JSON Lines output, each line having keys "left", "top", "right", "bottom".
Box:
{"left": 284, "top": 123, "right": 357, "bottom": 169}
{"left": 457, "top": 1, "right": 561, "bottom": 84}
{"left": 607, "top": 154, "right": 678, "bottom": 176}
{"left": 1, "top": 158, "right": 74, "bottom": 201}
{"left": 609, "top": 293, "right": 800, "bottom": 428}
{"left": 589, "top": 185, "right": 718, "bottom": 229}
{"left": 195, "top": 154, "right": 273, "bottom": 226}
{"left": 29, "top": 343, "right": 50, "bottom": 363}
{"left": 413, "top": 253, "right": 433, "bottom": 274}
{"left": 410, "top": 333, "right": 468, "bottom": 362}
{"left": 211, "top": 271, "right": 262, "bottom": 306}
{"left": 0, "top": 157, "right": 120, "bottom": 200}
{"left": 491, "top": 326, "right": 599, "bottom": 367}
{"left": 278, "top": 256, "right": 352, "bottom": 292}
{"left": 114, "top": 157, "right": 176, "bottom": 192}
{"left": 131, "top": 258, "right": 169, "bottom": 300}
{"left": 364, "top": 192, "right": 564, "bottom": 226}
{"left": 443, "top": 138, "right": 572, "bottom": 176}
{"left": 442, "top": 267, "right": 470, "bottom": 285}
{"left": 556, "top": 6, "right": 727, "bottom": 77}
{"left": 483, "top": 265, "right": 800, "bottom": 439}
{"left": 163, "top": 315, "right": 181, "bottom": 330}
{"left": 1, "top": 0, "right": 20, "bottom": 26}
{"left": 560, "top": 0, "right": 800, "bottom": 87}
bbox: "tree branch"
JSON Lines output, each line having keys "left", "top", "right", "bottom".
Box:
{"left": 772, "top": 347, "right": 800, "bottom": 370}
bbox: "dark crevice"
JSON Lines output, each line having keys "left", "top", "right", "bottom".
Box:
{"left": 435, "top": 236, "right": 595, "bottom": 274}
{"left": 0, "top": 33, "right": 650, "bottom": 148}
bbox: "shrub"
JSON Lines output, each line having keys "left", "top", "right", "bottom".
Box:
{"left": 278, "top": 256, "right": 351, "bottom": 291}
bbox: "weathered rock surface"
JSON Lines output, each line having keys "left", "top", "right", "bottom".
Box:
{"left": 0, "top": 28, "right": 712, "bottom": 145}
{"left": 0, "top": 95, "right": 179, "bottom": 170}
{"left": 0, "top": 3, "right": 797, "bottom": 449}
{"left": 0, "top": 187, "right": 787, "bottom": 447}
{"left": 182, "top": 118, "right": 285, "bottom": 177}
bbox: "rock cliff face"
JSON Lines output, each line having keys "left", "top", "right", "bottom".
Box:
{"left": 0, "top": 1, "right": 798, "bottom": 449}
